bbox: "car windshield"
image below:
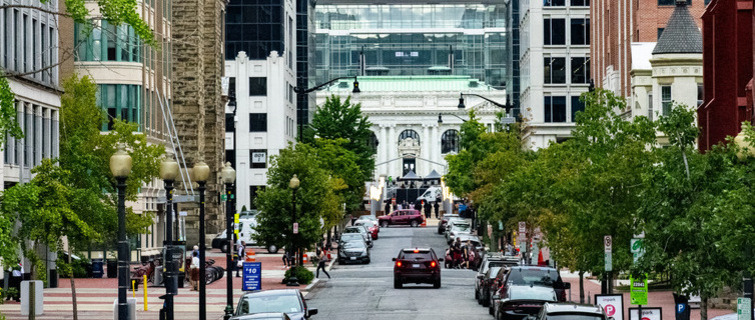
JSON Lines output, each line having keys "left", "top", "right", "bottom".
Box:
{"left": 508, "top": 269, "right": 559, "bottom": 286}
{"left": 343, "top": 241, "right": 366, "bottom": 249}
{"left": 344, "top": 228, "right": 364, "bottom": 234}
{"left": 340, "top": 234, "right": 362, "bottom": 241}
{"left": 237, "top": 294, "right": 301, "bottom": 315}
{"left": 452, "top": 224, "right": 471, "bottom": 232}
{"left": 547, "top": 314, "right": 605, "bottom": 320}
{"left": 509, "top": 288, "right": 557, "bottom": 301}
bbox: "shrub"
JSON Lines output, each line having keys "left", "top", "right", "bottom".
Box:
{"left": 283, "top": 265, "right": 314, "bottom": 285}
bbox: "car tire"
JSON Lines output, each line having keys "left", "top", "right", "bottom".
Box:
{"left": 489, "top": 304, "right": 494, "bottom": 315}
{"left": 482, "top": 295, "right": 490, "bottom": 307}
{"left": 381, "top": 221, "right": 389, "bottom": 228}
{"left": 475, "top": 290, "right": 480, "bottom": 302}
{"left": 410, "top": 220, "right": 419, "bottom": 228}
{"left": 364, "top": 258, "right": 370, "bottom": 264}
{"left": 433, "top": 278, "right": 441, "bottom": 289}
{"left": 394, "top": 278, "right": 402, "bottom": 289}
{"left": 266, "top": 244, "right": 278, "bottom": 254}
{"left": 221, "top": 243, "right": 228, "bottom": 253}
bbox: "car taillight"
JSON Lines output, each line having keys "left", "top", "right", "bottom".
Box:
{"left": 430, "top": 261, "right": 437, "bottom": 268}
{"left": 396, "top": 261, "right": 402, "bottom": 267}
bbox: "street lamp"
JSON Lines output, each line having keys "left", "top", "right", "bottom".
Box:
{"left": 287, "top": 174, "right": 301, "bottom": 286}
{"left": 110, "top": 144, "right": 132, "bottom": 320}
{"left": 437, "top": 113, "right": 467, "bottom": 125}
{"left": 191, "top": 161, "right": 211, "bottom": 320}
{"left": 220, "top": 162, "right": 236, "bottom": 320}
{"left": 159, "top": 156, "right": 180, "bottom": 320}
{"left": 295, "top": 76, "right": 360, "bottom": 140}
{"left": 457, "top": 93, "right": 517, "bottom": 125}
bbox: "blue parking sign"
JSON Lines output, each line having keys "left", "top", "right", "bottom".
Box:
{"left": 242, "top": 262, "right": 261, "bottom": 291}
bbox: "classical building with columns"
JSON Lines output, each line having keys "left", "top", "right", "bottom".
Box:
{"left": 317, "top": 76, "right": 504, "bottom": 180}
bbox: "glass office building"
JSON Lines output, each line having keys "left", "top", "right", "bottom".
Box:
{"left": 314, "top": 3, "right": 509, "bottom": 88}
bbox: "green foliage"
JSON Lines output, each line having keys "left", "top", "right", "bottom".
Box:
{"left": 284, "top": 265, "right": 314, "bottom": 285}
{"left": 0, "top": 71, "right": 24, "bottom": 149}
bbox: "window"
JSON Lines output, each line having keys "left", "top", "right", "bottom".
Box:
{"left": 570, "top": 0, "right": 590, "bottom": 5}
{"left": 74, "top": 21, "right": 140, "bottom": 62}
{"left": 441, "top": 130, "right": 460, "bottom": 154}
{"left": 249, "top": 113, "right": 267, "bottom": 132}
{"left": 544, "top": 19, "right": 566, "bottom": 45}
{"left": 661, "top": 86, "right": 672, "bottom": 115}
{"left": 657, "top": 28, "right": 664, "bottom": 40}
{"left": 658, "top": 0, "right": 690, "bottom": 5}
{"left": 226, "top": 113, "right": 235, "bottom": 132}
{"left": 249, "top": 77, "right": 267, "bottom": 96}
{"left": 571, "top": 96, "right": 585, "bottom": 122}
{"left": 697, "top": 84, "right": 703, "bottom": 107}
{"left": 544, "top": 96, "right": 567, "bottom": 123}
{"left": 229, "top": 77, "right": 236, "bottom": 95}
{"left": 250, "top": 149, "right": 266, "bottom": 168}
{"left": 398, "top": 129, "right": 420, "bottom": 143}
{"left": 571, "top": 57, "right": 590, "bottom": 84}
{"left": 544, "top": 57, "right": 566, "bottom": 84}
{"left": 544, "top": 0, "right": 565, "bottom": 6}
{"left": 97, "top": 84, "right": 143, "bottom": 130}
{"left": 571, "top": 19, "right": 590, "bottom": 45}
{"left": 368, "top": 132, "right": 379, "bottom": 152}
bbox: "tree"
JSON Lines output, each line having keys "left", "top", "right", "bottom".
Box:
{"left": 304, "top": 95, "right": 375, "bottom": 181}
{"left": 311, "top": 138, "right": 364, "bottom": 219}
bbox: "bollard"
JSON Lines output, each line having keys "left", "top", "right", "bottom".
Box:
{"left": 143, "top": 275, "right": 148, "bottom": 311}
{"left": 132, "top": 280, "right": 136, "bottom": 299}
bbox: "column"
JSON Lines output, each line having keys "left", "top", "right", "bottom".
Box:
{"left": 431, "top": 125, "right": 439, "bottom": 173}
{"left": 379, "top": 125, "right": 388, "bottom": 174}
{"left": 387, "top": 125, "right": 397, "bottom": 179}
{"left": 422, "top": 125, "right": 429, "bottom": 176}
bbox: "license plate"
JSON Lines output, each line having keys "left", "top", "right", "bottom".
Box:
{"left": 412, "top": 264, "right": 420, "bottom": 268}
{"left": 350, "top": 257, "right": 356, "bottom": 260}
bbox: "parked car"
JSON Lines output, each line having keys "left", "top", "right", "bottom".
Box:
{"left": 477, "top": 266, "right": 502, "bottom": 307}
{"left": 354, "top": 220, "right": 379, "bottom": 240}
{"left": 476, "top": 254, "right": 519, "bottom": 304}
{"left": 211, "top": 230, "right": 227, "bottom": 251}
{"left": 210, "top": 216, "right": 280, "bottom": 254}
{"left": 437, "top": 214, "right": 460, "bottom": 234}
{"left": 392, "top": 248, "right": 443, "bottom": 289}
{"left": 489, "top": 266, "right": 570, "bottom": 315}
{"left": 338, "top": 233, "right": 364, "bottom": 245}
{"left": 378, "top": 209, "right": 424, "bottom": 228}
{"left": 231, "top": 313, "right": 292, "bottom": 320}
{"left": 233, "top": 289, "right": 318, "bottom": 320}
{"left": 337, "top": 239, "right": 370, "bottom": 264}
{"left": 445, "top": 220, "right": 472, "bottom": 244}
{"left": 493, "top": 285, "right": 557, "bottom": 320}
{"left": 527, "top": 303, "right": 609, "bottom": 320}
{"left": 344, "top": 226, "right": 373, "bottom": 248}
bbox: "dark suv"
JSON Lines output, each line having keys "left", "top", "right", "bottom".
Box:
{"left": 489, "top": 266, "right": 570, "bottom": 315}
{"left": 379, "top": 210, "right": 424, "bottom": 228}
{"left": 392, "top": 248, "right": 443, "bottom": 289}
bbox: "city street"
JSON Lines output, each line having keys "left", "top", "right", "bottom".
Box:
{"left": 306, "top": 223, "right": 490, "bottom": 319}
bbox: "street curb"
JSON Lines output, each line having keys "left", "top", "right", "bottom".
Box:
{"left": 304, "top": 278, "right": 320, "bottom": 297}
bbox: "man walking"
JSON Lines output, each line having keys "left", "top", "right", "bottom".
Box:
{"left": 433, "top": 200, "right": 440, "bottom": 219}
{"left": 424, "top": 200, "right": 431, "bottom": 219}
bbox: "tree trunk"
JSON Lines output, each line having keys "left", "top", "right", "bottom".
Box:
{"left": 579, "top": 271, "right": 585, "bottom": 303}
{"left": 68, "top": 245, "right": 78, "bottom": 320}
{"left": 700, "top": 296, "right": 708, "bottom": 320}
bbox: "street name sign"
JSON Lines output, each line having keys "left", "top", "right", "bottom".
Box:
{"left": 630, "top": 276, "right": 649, "bottom": 305}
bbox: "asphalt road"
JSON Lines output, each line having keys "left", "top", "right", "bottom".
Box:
{"left": 305, "top": 225, "right": 491, "bottom": 319}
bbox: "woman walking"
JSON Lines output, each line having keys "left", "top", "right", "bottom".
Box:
{"left": 316, "top": 248, "right": 331, "bottom": 279}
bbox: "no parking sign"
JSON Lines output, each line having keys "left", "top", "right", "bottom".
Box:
{"left": 596, "top": 294, "right": 625, "bottom": 320}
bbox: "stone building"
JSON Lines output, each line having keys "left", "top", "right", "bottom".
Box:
{"left": 172, "top": 0, "right": 228, "bottom": 242}
{"left": 591, "top": 0, "right": 707, "bottom": 98}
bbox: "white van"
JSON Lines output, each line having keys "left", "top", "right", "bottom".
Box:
{"left": 416, "top": 186, "right": 442, "bottom": 203}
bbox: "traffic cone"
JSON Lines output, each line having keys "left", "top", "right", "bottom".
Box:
{"left": 421, "top": 218, "right": 427, "bottom": 227}
{"left": 303, "top": 253, "right": 309, "bottom": 264}
{"left": 246, "top": 249, "right": 256, "bottom": 262}
{"left": 537, "top": 250, "right": 545, "bottom": 266}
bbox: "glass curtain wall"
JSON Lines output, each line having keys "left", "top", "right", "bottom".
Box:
{"left": 315, "top": 4, "right": 508, "bottom": 87}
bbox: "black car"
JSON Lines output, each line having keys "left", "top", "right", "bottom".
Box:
{"left": 392, "top": 248, "right": 443, "bottom": 289}
{"left": 234, "top": 289, "right": 318, "bottom": 320}
{"left": 337, "top": 239, "right": 370, "bottom": 264}
{"left": 478, "top": 266, "right": 502, "bottom": 307}
{"left": 211, "top": 230, "right": 228, "bottom": 252}
{"left": 489, "top": 266, "right": 570, "bottom": 315}
{"left": 475, "top": 255, "right": 519, "bottom": 303}
{"left": 529, "top": 303, "right": 609, "bottom": 320}
{"left": 493, "top": 285, "right": 557, "bottom": 320}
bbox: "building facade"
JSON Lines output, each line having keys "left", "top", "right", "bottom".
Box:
{"left": 591, "top": 0, "right": 707, "bottom": 98}
{"left": 519, "top": 0, "right": 591, "bottom": 149}
{"left": 318, "top": 76, "right": 503, "bottom": 181}
{"left": 698, "top": 0, "right": 753, "bottom": 151}
{"left": 224, "top": 51, "right": 297, "bottom": 210}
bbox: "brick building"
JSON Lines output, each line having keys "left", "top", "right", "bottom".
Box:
{"left": 591, "top": 0, "right": 708, "bottom": 98}
{"left": 698, "top": 0, "right": 754, "bottom": 151}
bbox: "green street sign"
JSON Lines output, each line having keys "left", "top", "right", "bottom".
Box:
{"left": 630, "top": 275, "right": 648, "bottom": 305}
{"left": 221, "top": 194, "right": 227, "bottom": 201}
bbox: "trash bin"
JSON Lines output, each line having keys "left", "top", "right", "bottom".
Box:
{"left": 92, "top": 259, "right": 103, "bottom": 278}
{"left": 106, "top": 260, "right": 117, "bottom": 278}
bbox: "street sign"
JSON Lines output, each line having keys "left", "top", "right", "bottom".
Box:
{"left": 596, "top": 294, "right": 625, "bottom": 320}
{"left": 221, "top": 194, "right": 227, "bottom": 202}
{"left": 157, "top": 195, "right": 198, "bottom": 203}
{"left": 179, "top": 211, "right": 188, "bottom": 217}
{"left": 605, "top": 252, "right": 613, "bottom": 272}
{"left": 630, "top": 276, "right": 649, "bottom": 305}
{"left": 605, "top": 235, "right": 613, "bottom": 253}
{"left": 738, "top": 297, "right": 752, "bottom": 320}
{"left": 242, "top": 262, "right": 261, "bottom": 291}
{"left": 293, "top": 222, "right": 299, "bottom": 234}
{"left": 518, "top": 221, "right": 526, "bottom": 233}
{"left": 631, "top": 238, "right": 645, "bottom": 263}
{"left": 629, "top": 308, "right": 662, "bottom": 320}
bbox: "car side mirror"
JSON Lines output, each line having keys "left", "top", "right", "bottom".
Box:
{"left": 392, "top": 258, "right": 396, "bottom": 261}
{"left": 492, "top": 294, "right": 501, "bottom": 300}
{"left": 307, "top": 308, "right": 318, "bottom": 317}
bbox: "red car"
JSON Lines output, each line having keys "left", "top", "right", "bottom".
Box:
{"left": 354, "top": 220, "right": 379, "bottom": 240}
{"left": 378, "top": 209, "right": 424, "bottom": 228}
{"left": 392, "top": 248, "right": 443, "bottom": 289}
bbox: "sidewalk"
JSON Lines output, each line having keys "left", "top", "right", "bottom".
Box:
{"left": 0, "top": 247, "right": 318, "bottom": 320}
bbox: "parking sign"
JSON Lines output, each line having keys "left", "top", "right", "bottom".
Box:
{"left": 596, "top": 294, "right": 624, "bottom": 320}
{"left": 242, "top": 262, "right": 261, "bottom": 291}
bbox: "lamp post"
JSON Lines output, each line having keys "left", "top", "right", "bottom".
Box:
{"left": 295, "top": 76, "right": 360, "bottom": 141}
{"left": 159, "top": 157, "right": 180, "bottom": 320}
{"left": 287, "top": 175, "right": 301, "bottom": 286}
{"left": 191, "top": 162, "right": 211, "bottom": 320}
{"left": 110, "top": 144, "right": 132, "bottom": 320}
{"left": 457, "top": 93, "right": 516, "bottom": 126}
{"left": 220, "top": 162, "right": 236, "bottom": 320}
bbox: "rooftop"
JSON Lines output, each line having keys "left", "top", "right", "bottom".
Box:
{"left": 653, "top": 1, "right": 703, "bottom": 54}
